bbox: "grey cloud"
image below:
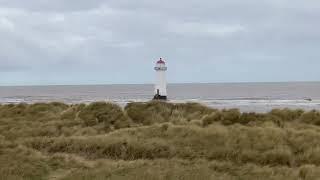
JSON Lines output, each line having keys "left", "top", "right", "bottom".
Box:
{"left": 0, "top": 0, "right": 105, "bottom": 12}
{"left": 0, "top": 0, "right": 319, "bottom": 84}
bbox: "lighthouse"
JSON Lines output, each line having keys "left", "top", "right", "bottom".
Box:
{"left": 153, "top": 58, "right": 168, "bottom": 100}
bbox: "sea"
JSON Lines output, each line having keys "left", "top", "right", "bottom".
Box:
{"left": 1, "top": 82, "right": 320, "bottom": 112}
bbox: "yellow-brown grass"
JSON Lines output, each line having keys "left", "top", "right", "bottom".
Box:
{"left": 1, "top": 101, "right": 320, "bottom": 180}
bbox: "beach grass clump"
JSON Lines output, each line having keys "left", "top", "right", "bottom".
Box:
{"left": 25, "top": 102, "right": 69, "bottom": 120}
{"left": 59, "top": 104, "right": 84, "bottom": 120}
{"left": 0, "top": 103, "right": 28, "bottom": 119}
{"left": 299, "top": 110, "right": 320, "bottom": 125}
{"left": 125, "top": 101, "right": 216, "bottom": 125}
{"left": 201, "top": 112, "right": 222, "bottom": 126}
{"left": 239, "top": 112, "right": 261, "bottom": 125}
{"left": 220, "top": 109, "right": 241, "bottom": 125}
{"left": 25, "top": 135, "right": 172, "bottom": 160}
{"left": 78, "top": 102, "right": 131, "bottom": 130}
{"left": 125, "top": 101, "right": 174, "bottom": 125}
{"left": 269, "top": 108, "right": 304, "bottom": 122}
{"left": 202, "top": 111, "right": 263, "bottom": 127}
{"left": 22, "top": 122, "right": 320, "bottom": 167}
{"left": 60, "top": 159, "right": 320, "bottom": 180}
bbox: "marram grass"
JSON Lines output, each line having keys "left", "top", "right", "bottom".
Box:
{"left": 1, "top": 101, "right": 320, "bottom": 179}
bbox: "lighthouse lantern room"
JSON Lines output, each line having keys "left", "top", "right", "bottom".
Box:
{"left": 153, "top": 58, "right": 167, "bottom": 100}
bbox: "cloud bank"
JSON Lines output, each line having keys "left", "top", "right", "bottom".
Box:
{"left": 0, "top": 0, "right": 319, "bottom": 85}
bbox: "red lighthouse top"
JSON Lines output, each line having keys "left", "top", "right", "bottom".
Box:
{"left": 157, "top": 58, "right": 165, "bottom": 64}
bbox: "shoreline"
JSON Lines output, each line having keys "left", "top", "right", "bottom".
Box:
{"left": 1, "top": 99, "right": 319, "bottom": 113}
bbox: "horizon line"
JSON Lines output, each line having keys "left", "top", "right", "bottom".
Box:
{"left": 0, "top": 80, "right": 319, "bottom": 87}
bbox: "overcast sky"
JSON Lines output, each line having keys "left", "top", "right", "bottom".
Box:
{"left": 0, "top": 0, "right": 319, "bottom": 85}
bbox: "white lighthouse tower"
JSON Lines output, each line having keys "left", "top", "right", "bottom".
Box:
{"left": 153, "top": 58, "right": 167, "bottom": 100}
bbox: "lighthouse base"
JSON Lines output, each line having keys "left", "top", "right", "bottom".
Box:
{"left": 153, "top": 94, "right": 167, "bottom": 100}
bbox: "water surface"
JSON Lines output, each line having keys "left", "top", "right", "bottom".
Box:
{"left": 1, "top": 82, "right": 320, "bottom": 112}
